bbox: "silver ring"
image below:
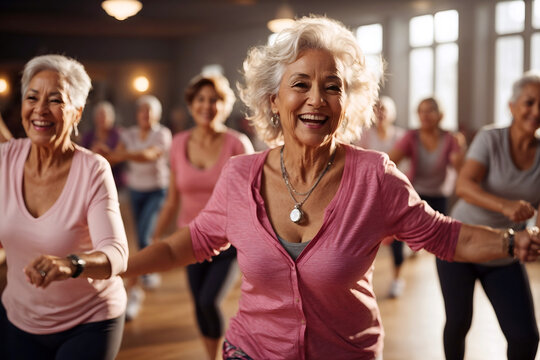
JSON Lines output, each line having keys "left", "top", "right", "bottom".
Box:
{"left": 39, "top": 270, "right": 47, "bottom": 278}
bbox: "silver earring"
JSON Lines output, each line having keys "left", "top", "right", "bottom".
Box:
{"left": 73, "top": 123, "right": 79, "bottom": 137}
{"left": 270, "top": 113, "right": 280, "bottom": 128}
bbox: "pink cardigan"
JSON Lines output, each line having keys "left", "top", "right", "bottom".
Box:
{"left": 0, "top": 139, "right": 128, "bottom": 334}
{"left": 190, "top": 144, "right": 460, "bottom": 359}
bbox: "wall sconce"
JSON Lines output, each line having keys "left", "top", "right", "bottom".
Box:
{"left": 267, "top": 3, "right": 295, "bottom": 33}
{"left": 101, "top": 0, "right": 142, "bottom": 21}
{"left": 0, "top": 78, "right": 8, "bottom": 95}
{"left": 133, "top": 76, "right": 149, "bottom": 93}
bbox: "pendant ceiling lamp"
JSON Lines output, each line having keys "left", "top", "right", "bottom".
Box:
{"left": 267, "top": 3, "right": 295, "bottom": 33}
{"left": 101, "top": 0, "right": 143, "bottom": 21}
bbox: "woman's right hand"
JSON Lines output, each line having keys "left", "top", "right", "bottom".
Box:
{"left": 501, "top": 199, "right": 535, "bottom": 222}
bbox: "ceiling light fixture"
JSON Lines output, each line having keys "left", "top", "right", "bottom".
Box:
{"left": 101, "top": 0, "right": 142, "bottom": 21}
{"left": 267, "top": 3, "right": 295, "bottom": 33}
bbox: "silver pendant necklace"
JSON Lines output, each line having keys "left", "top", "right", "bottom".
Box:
{"left": 280, "top": 146, "right": 336, "bottom": 224}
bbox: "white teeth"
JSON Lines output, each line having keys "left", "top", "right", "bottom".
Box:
{"left": 32, "top": 120, "right": 53, "bottom": 126}
{"left": 299, "top": 114, "right": 327, "bottom": 121}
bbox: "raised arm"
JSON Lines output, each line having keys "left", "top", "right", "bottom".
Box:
{"left": 123, "top": 227, "right": 197, "bottom": 278}
{"left": 456, "top": 159, "right": 535, "bottom": 222}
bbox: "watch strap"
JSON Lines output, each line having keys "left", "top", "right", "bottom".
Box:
{"left": 67, "top": 254, "right": 85, "bottom": 278}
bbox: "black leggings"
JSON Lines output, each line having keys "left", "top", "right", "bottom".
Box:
{"left": 390, "top": 239, "right": 404, "bottom": 267}
{"left": 436, "top": 259, "right": 538, "bottom": 360}
{"left": 187, "top": 246, "right": 237, "bottom": 339}
{"left": 0, "top": 304, "right": 124, "bottom": 360}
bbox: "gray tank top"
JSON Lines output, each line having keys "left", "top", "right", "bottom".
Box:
{"left": 277, "top": 235, "right": 310, "bottom": 260}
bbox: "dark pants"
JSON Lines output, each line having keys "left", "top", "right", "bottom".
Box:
{"left": 436, "top": 260, "right": 538, "bottom": 360}
{"left": 187, "top": 247, "right": 237, "bottom": 339}
{"left": 390, "top": 239, "right": 404, "bottom": 267}
{"left": 0, "top": 303, "right": 124, "bottom": 360}
{"left": 129, "top": 188, "right": 167, "bottom": 249}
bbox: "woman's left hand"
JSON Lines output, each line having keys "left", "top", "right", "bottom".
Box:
{"left": 515, "top": 226, "right": 540, "bottom": 262}
{"left": 24, "top": 255, "right": 74, "bottom": 289}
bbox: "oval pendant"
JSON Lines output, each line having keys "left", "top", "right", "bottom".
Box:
{"left": 290, "top": 206, "right": 303, "bottom": 223}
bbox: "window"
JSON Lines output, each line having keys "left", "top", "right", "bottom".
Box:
{"left": 409, "top": 10, "right": 459, "bottom": 130}
{"left": 356, "top": 23, "right": 384, "bottom": 82}
{"left": 494, "top": 1, "right": 526, "bottom": 126}
{"left": 494, "top": 0, "right": 540, "bottom": 126}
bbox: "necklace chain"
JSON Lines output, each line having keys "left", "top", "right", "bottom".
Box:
{"left": 280, "top": 146, "right": 335, "bottom": 222}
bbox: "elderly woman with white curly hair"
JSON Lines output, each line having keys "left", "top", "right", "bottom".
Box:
{"left": 0, "top": 54, "right": 128, "bottom": 359}
{"left": 123, "top": 16, "right": 540, "bottom": 359}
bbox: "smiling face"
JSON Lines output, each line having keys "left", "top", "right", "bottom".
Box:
{"left": 270, "top": 48, "right": 347, "bottom": 148}
{"left": 417, "top": 99, "right": 442, "bottom": 132}
{"left": 189, "top": 84, "right": 221, "bottom": 128}
{"left": 21, "top": 70, "right": 81, "bottom": 150}
{"left": 510, "top": 83, "right": 540, "bottom": 136}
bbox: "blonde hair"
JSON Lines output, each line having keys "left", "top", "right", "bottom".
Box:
{"left": 239, "top": 15, "right": 380, "bottom": 146}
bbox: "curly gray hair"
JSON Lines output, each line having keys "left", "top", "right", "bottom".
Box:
{"left": 21, "top": 54, "right": 92, "bottom": 111}
{"left": 238, "top": 15, "right": 380, "bottom": 146}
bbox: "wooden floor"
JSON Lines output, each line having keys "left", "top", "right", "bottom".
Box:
{"left": 117, "top": 244, "right": 540, "bottom": 360}
{"left": 116, "top": 193, "right": 540, "bottom": 360}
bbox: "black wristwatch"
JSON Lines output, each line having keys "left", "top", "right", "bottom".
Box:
{"left": 504, "top": 228, "right": 515, "bottom": 258}
{"left": 67, "top": 254, "right": 86, "bottom": 278}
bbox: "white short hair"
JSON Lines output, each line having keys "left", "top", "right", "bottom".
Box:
{"left": 137, "top": 94, "right": 162, "bottom": 121}
{"left": 21, "top": 54, "right": 92, "bottom": 110}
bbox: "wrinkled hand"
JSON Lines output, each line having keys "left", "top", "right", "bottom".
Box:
{"left": 24, "top": 255, "right": 74, "bottom": 289}
{"left": 514, "top": 226, "right": 540, "bottom": 262}
{"left": 502, "top": 200, "right": 535, "bottom": 222}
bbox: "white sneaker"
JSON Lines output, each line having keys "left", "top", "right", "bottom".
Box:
{"left": 388, "top": 279, "right": 405, "bottom": 298}
{"left": 141, "top": 273, "right": 161, "bottom": 290}
{"left": 125, "top": 286, "right": 145, "bottom": 321}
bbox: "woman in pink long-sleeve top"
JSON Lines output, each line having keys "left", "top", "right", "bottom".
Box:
{"left": 0, "top": 55, "right": 128, "bottom": 360}
{"left": 123, "top": 16, "right": 540, "bottom": 360}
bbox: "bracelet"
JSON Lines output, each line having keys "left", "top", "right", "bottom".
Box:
{"left": 503, "top": 228, "right": 515, "bottom": 258}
